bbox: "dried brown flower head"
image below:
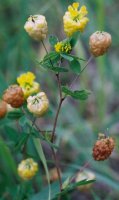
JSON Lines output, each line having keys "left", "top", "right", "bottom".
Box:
{"left": 0, "top": 100, "right": 7, "bottom": 119}
{"left": 3, "top": 85, "right": 24, "bottom": 108}
{"left": 89, "top": 31, "right": 112, "bottom": 57}
{"left": 93, "top": 134, "right": 115, "bottom": 161}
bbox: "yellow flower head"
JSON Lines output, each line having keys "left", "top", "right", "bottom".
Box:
{"left": 55, "top": 41, "right": 72, "bottom": 53}
{"left": 63, "top": 2, "right": 89, "bottom": 37}
{"left": 17, "top": 72, "right": 40, "bottom": 99}
{"left": 18, "top": 158, "right": 38, "bottom": 180}
{"left": 17, "top": 72, "right": 35, "bottom": 87}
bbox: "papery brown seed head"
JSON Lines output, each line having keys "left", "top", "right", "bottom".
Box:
{"left": 89, "top": 31, "right": 112, "bottom": 57}
{"left": 93, "top": 136, "right": 115, "bottom": 161}
{"left": 0, "top": 100, "right": 7, "bottom": 119}
{"left": 3, "top": 85, "right": 24, "bottom": 108}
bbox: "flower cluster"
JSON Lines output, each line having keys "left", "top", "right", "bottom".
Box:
{"left": 63, "top": 2, "right": 89, "bottom": 37}
{"left": 18, "top": 158, "right": 38, "bottom": 180}
{"left": 3, "top": 85, "right": 24, "bottom": 108}
{"left": 0, "top": 71, "right": 49, "bottom": 118}
{"left": 89, "top": 31, "right": 112, "bottom": 57}
{"left": 17, "top": 72, "right": 40, "bottom": 99}
{"left": 27, "top": 92, "right": 49, "bottom": 116}
{"left": 55, "top": 41, "right": 72, "bottom": 53}
{"left": 24, "top": 15, "right": 48, "bottom": 41}
{"left": 93, "top": 134, "right": 115, "bottom": 161}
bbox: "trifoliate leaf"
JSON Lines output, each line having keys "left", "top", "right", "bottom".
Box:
{"left": 62, "top": 86, "right": 90, "bottom": 101}
{"left": 70, "top": 59, "right": 81, "bottom": 74}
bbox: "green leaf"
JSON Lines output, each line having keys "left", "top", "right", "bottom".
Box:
{"left": 62, "top": 86, "right": 73, "bottom": 96}
{"left": 69, "top": 32, "right": 80, "bottom": 48}
{"left": 30, "top": 181, "right": 59, "bottom": 200}
{"left": 43, "top": 51, "right": 60, "bottom": 63}
{"left": 19, "top": 115, "right": 29, "bottom": 127}
{"left": 7, "top": 110, "right": 23, "bottom": 119}
{"left": 40, "top": 60, "right": 68, "bottom": 73}
{"left": 39, "top": 51, "right": 61, "bottom": 71}
{"left": 62, "top": 53, "right": 85, "bottom": 62}
{"left": 4, "top": 126, "right": 18, "bottom": 142}
{"left": 72, "top": 90, "right": 90, "bottom": 100}
{"left": 70, "top": 60, "right": 81, "bottom": 74}
{"left": 31, "top": 130, "right": 59, "bottom": 150}
{"left": 50, "top": 66, "right": 68, "bottom": 73}
{"left": 33, "top": 138, "right": 51, "bottom": 200}
{"left": 19, "top": 115, "right": 31, "bottom": 132}
{"left": 60, "top": 53, "right": 84, "bottom": 63}
{"left": 39, "top": 60, "right": 51, "bottom": 69}
{"left": 30, "top": 179, "right": 95, "bottom": 200}
{"left": 60, "top": 53, "right": 74, "bottom": 62}
{"left": 0, "top": 138, "right": 17, "bottom": 178}
{"left": 14, "top": 133, "right": 29, "bottom": 152}
{"left": 49, "top": 35, "right": 58, "bottom": 46}
{"left": 62, "top": 86, "right": 90, "bottom": 101}
{"left": 56, "top": 179, "right": 95, "bottom": 197}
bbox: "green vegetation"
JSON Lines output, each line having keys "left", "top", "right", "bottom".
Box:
{"left": 0, "top": 0, "right": 119, "bottom": 199}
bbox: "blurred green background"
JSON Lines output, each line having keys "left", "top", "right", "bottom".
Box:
{"left": 0, "top": 0, "right": 119, "bottom": 199}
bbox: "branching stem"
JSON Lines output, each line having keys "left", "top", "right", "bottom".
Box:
{"left": 41, "top": 40, "right": 64, "bottom": 192}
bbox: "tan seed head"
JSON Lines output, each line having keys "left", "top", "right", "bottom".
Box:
{"left": 89, "top": 31, "right": 112, "bottom": 57}
{"left": 0, "top": 100, "right": 7, "bottom": 119}
{"left": 3, "top": 85, "right": 24, "bottom": 108}
{"left": 93, "top": 134, "right": 115, "bottom": 161}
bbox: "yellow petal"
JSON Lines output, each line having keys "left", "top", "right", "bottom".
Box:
{"left": 72, "top": 2, "right": 79, "bottom": 10}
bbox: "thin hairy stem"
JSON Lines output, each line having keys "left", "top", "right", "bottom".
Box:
{"left": 41, "top": 40, "right": 54, "bottom": 68}
{"left": 51, "top": 98, "right": 64, "bottom": 143}
{"left": 52, "top": 148, "right": 62, "bottom": 191}
{"left": 69, "top": 55, "right": 93, "bottom": 89}
{"left": 56, "top": 73, "right": 62, "bottom": 99}
{"left": 41, "top": 40, "right": 49, "bottom": 54}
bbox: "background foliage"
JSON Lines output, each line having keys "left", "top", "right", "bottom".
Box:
{"left": 0, "top": 0, "right": 119, "bottom": 199}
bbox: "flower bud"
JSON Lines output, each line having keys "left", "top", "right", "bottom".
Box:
{"left": 89, "top": 31, "right": 112, "bottom": 57}
{"left": 92, "top": 134, "right": 115, "bottom": 161}
{"left": 18, "top": 158, "right": 38, "bottom": 180}
{"left": 0, "top": 100, "right": 7, "bottom": 119}
{"left": 55, "top": 41, "right": 72, "bottom": 53}
{"left": 27, "top": 92, "right": 49, "bottom": 116}
{"left": 24, "top": 15, "right": 48, "bottom": 41}
{"left": 3, "top": 85, "right": 24, "bottom": 108}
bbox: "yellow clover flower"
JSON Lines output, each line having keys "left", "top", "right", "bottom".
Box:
{"left": 18, "top": 158, "right": 38, "bottom": 180}
{"left": 55, "top": 41, "right": 72, "bottom": 53}
{"left": 63, "top": 2, "right": 89, "bottom": 37}
{"left": 17, "top": 72, "right": 40, "bottom": 99}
